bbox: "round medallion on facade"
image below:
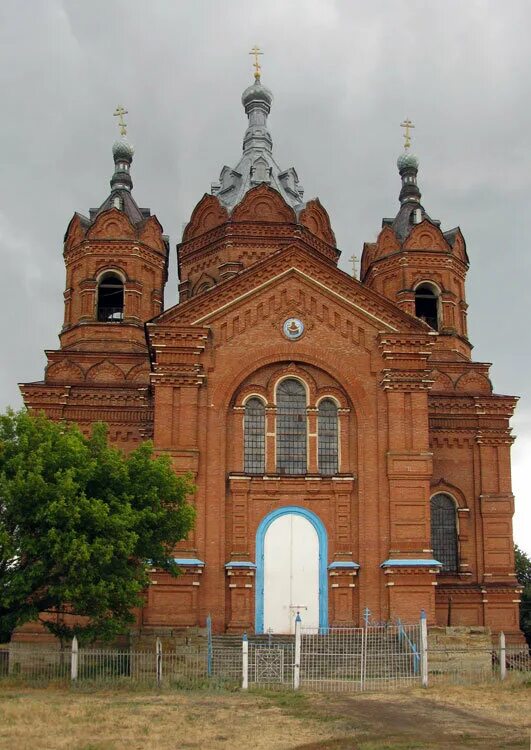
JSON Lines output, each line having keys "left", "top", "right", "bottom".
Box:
{"left": 283, "top": 318, "right": 305, "bottom": 340}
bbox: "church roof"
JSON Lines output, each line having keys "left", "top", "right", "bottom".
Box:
{"left": 381, "top": 148, "right": 446, "bottom": 242}
{"left": 210, "top": 75, "right": 305, "bottom": 213}
{"left": 87, "top": 136, "right": 152, "bottom": 226}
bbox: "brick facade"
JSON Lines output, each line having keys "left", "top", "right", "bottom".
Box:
{"left": 20, "top": 147, "right": 522, "bottom": 641}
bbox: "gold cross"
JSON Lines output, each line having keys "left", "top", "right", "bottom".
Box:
{"left": 400, "top": 118, "right": 414, "bottom": 150}
{"left": 113, "top": 105, "right": 128, "bottom": 137}
{"left": 249, "top": 45, "right": 263, "bottom": 81}
{"left": 349, "top": 254, "right": 359, "bottom": 278}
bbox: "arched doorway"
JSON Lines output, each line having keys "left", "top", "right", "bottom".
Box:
{"left": 255, "top": 506, "right": 328, "bottom": 633}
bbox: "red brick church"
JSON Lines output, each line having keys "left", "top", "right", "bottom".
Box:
{"left": 21, "top": 69, "right": 522, "bottom": 640}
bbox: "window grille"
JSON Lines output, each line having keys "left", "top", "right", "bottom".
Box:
{"left": 244, "top": 398, "right": 265, "bottom": 474}
{"left": 318, "top": 399, "right": 338, "bottom": 475}
{"left": 276, "top": 379, "right": 307, "bottom": 475}
{"left": 431, "top": 493, "right": 458, "bottom": 572}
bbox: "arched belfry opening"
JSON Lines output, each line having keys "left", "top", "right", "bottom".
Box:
{"left": 414, "top": 283, "right": 439, "bottom": 330}
{"left": 97, "top": 272, "right": 124, "bottom": 322}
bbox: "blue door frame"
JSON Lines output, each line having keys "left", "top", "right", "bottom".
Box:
{"left": 255, "top": 505, "right": 328, "bottom": 633}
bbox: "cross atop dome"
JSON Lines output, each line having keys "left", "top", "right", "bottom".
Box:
{"left": 113, "top": 105, "right": 128, "bottom": 137}
{"left": 249, "top": 45, "right": 263, "bottom": 82}
{"left": 400, "top": 118, "right": 415, "bottom": 151}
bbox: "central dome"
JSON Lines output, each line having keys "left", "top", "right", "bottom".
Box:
{"left": 241, "top": 80, "right": 273, "bottom": 109}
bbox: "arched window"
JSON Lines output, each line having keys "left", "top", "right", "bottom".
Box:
{"left": 244, "top": 398, "right": 265, "bottom": 474}
{"left": 276, "top": 379, "right": 307, "bottom": 475}
{"left": 415, "top": 283, "right": 439, "bottom": 330}
{"left": 431, "top": 493, "right": 458, "bottom": 573}
{"left": 318, "top": 399, "right": 338, "bottom": 475}
{"left": 97, "top": 273, "right": 124, "bottom": 322}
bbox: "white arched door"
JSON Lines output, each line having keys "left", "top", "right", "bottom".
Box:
{"left": 263, "top": 513, "right": 320, "bottom": 633}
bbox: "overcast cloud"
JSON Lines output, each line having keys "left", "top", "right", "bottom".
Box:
{"left": 1, "top": 0, "right": 529, "bottom": 553}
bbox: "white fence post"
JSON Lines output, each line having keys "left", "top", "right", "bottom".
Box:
{"left": 499, "top": 631, "right": 506, "bottom": 681}
{"left": 420, "top": 609, "right": 428, "bottom": 688}
{"left": 242, "top": 633, "right": 248, "bottom": 690}
{"left": 156, "top": 638, "right": 162, "bottom": 687}
{"left": 71, "top": 636, "right": 78, "bottom": 682}
{"left": 293, "top": 613, "right": 301, "bottom": 690}
{"left": 360, "top": 626, "right": 366, "bottom": 692}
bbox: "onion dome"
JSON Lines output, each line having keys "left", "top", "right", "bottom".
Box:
{"left": 241, "top": 80, "right": 273, "bottom": 109}
{"left": 112, "top": 137, "right": 135, "bottom": 161}
{"left": 110, "top": 137, "right": 134, "bottom": 193}
{"left": 397, "top": 150, "right": 419, "bottom": 172}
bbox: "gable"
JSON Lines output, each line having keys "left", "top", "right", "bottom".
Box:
{"left": 154, "top": 243, "right": 429, "bottom": 335}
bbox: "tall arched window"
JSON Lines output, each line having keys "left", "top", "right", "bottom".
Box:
{"left": 415, "top": 283, "right": 439, "bottom": 330}
{"left": 97, "top": 273, "right": 124, "bottom": 322}
{"left": 431, "top": 493, "right": 458, "bottom": 573}
{"left": 276, "top": 379, "right": 307, "bottom": 475}
{"left": 318, "top": 399, "right": 338, "bottom": 475}
{"left": 244, "top": 398, "right": 265, "bottom": 474}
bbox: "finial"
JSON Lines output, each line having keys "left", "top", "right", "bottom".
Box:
{"left": 249, "top": 45, "right": 263, "bottom": 81}
{"left": 400, "top": 118, "right": 415, "bottom": 151}
{"left": 113, "top": 105, "right": 128, "bottom": 137}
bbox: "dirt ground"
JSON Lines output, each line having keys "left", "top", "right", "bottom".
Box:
{"left": 0, "top": 681, "right": 528, "bottom": 750}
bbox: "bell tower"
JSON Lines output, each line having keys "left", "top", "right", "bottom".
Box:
{"left": 360, "top": 124, "right": 471, "bottom": 359}
{"left": 21, "top": 112, "right": 168, "bottom": 448}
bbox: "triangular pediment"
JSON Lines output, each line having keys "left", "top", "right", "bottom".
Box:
{"left": 153, "top": 244, "right": 429, "bottom": 335}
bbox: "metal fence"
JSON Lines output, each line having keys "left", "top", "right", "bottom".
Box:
{"left": 3, "top": 641, "right": 219, "bottom": 689}
{"left": 428, "top": 640, "right": 531, "bottom": 685}
{"left": 1, "top": 620, "right": 529, "bottom": 693}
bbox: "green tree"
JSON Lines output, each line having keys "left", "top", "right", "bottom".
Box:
{"left": 0, "top": 410, "right": 195, "bottom": 643}
{"left": 514, "top": 544, "right": 531, "bottom": 645}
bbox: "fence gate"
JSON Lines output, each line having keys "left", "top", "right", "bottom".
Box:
{"left": 254, "top": 647, "right": 285, "bottom": 683}
{"left": 299, "top": 623, "right": 423, "bottom": 692}
{"left": 248, "top": 640, "right": 294, "bottom": 687}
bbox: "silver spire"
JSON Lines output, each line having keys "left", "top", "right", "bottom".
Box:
{"left": 211, "top": 69, "right": 305, "bottom": 212}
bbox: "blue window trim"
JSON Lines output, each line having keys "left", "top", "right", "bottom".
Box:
{"left": 380, "top": 558, "right": 442, "bottom": 568}
{"left": 225, "top": 561, "right": 256, "bottom": 569}
{"left": 173, "top": 558, "right": 205, "bottom": 567}
{"left": 328, "top": 561, "right": 360, "bottom": 570}
{"left": 255, "top": 505, "right": 328, "bottom": 633}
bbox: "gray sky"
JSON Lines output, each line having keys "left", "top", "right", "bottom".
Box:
{"left": 1, "top": 0, "right": 530, "bottom": 553}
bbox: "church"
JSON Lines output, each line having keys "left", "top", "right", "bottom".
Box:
{"left": 20, "top": 59, "right": 522, "bottom": 641}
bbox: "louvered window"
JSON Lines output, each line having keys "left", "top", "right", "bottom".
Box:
{"left": 431, "top": 493, "right": 458, "bottom": 573}
{"left": 244, "top": 398, "right": 265, "bottom": 474}
{"left": 276, "top": 379, "right": 307, "bottom": 475}
{"left": 318, "top": 399, "right": 338, "bottom": 475}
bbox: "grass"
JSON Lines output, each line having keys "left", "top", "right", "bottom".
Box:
{"left": 0, "top": 681, "right": 528, "bottom": 749}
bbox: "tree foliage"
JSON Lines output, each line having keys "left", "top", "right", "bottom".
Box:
{"left": 0, "top": 410, "right": 195, "bottom": 643}
{"left": 514, "top": 544, "right": 531, "bottom": 645}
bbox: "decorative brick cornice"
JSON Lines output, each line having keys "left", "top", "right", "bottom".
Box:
{"left": 429, "top": 394, "right": 517, "bottom": 418}
{"left": 178, "top": 219, "right": 339, "bottom": 272}
{"left": 147, "top": 325, "right": 209, "bottom": 386}
{"left": 378, "top": 332, "right": 435, "bottom": 390}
